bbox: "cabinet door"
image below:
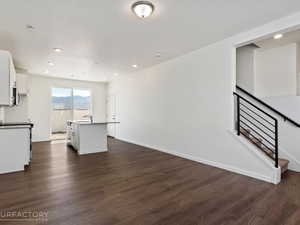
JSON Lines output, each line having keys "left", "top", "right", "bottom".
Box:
{"left": 0, "top": 51, "right": 10, "bottom": 105}
{"left": 9, "top": 57, "right": 16, "bottom": 105}
{"left": 17, "top": 74, "right": 28, "bottom": 95}
{"left": 10, "top": 58, "right": 16, "bottom": 87}
{"left": 0, "top": 128, "right": 28, "bottom": 173}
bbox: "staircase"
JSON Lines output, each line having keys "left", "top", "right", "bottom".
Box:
{"left": 240, "top": 128, "right": 289, "bottom": 175}
{"left": 234, "top": 86, "right": 290, "bottom": 176}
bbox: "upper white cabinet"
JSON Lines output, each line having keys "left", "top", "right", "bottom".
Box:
{"left": 0, "top": 50, "right": 16, "bottom": 106}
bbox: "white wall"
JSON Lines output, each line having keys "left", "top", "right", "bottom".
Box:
{"left": 255, "top": 44, "right": 297, "bottom": 97}
{"left": 4, "top": 96, "right": 29, "bottom": 122}
{"left": 109, "top": 41, "right": 277, "bottom": 183}
{"left": 263, "top": 95, "right": 300, "bottom": 122}
{"left": 6, "top": 75, "right": 107, "bottom": 142}
{"left": 236, "top": 45, "right": 257, "bottom": 94}
{"left": 109, "top": 12, "right": 300, "bottom": 183}
{"left": 297, "top": 44, "right": 300, "bottom": 95}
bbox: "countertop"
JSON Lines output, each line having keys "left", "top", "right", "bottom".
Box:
{"left": 0, "top": 122, "right": 34, "bottom": 127}
{"left": 71, "top": 121, "right": 120, "bottom": 125}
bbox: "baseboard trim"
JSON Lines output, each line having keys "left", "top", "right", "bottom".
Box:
{"left": 116, "top": 137, "right": 276, "bottom": 184}
{"left": 33, "top": 139, "right": 51, "bottom": 143}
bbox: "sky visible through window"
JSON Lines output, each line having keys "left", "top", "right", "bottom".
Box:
{"left": 52, "top": 88, "right": 91, "bottom": 110}
{"left": 52, "top": 88, "right": 90, "bottom": 97}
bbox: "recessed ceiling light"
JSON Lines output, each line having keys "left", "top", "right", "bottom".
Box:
{"left": 48, "top": 61, "right": 54, "bottom": 66}
{"left": 114, "top": 73, "right": 119, "bottom": 76}
{"left": 273, "top": 33, "right": 283, "bottom": 40}
{"left": 132, "top": 64, "right": 138, "bottom": 68}
{"left": 132, "top": 1, "right": 154, "bottom": 18}
{"left": 26, "top": 25, "right": 35, "bottom": 30}
{"left": 53, "top": 48, "right": 63, "bottom": 53}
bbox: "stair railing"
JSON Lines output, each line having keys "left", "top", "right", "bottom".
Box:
{"left": 236, "top": 85, "right": 300, "bottom": 127}
{"left": 233, "top": 92, "right": 279, "bottom": 168}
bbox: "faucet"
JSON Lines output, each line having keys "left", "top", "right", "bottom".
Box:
{"left": 83, "top": 115, "right": 93, "bottom": 123}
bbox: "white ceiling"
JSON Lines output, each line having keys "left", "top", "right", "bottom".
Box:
{"left": 1, "top": 0, "right": 300, "bottom": 82}
{"left": 255, "top": 29, "right": 300, "bottom": 50}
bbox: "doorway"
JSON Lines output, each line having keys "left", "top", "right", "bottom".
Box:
{"left": 51, "top": 87, "right": 92, "bottom": 140}
{"left": 107, "top": 95, "right": 116, "bottom": 137}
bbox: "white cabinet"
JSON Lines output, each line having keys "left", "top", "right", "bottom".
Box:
{"left": 0, "top": 127, "right": 31, "bottom": 174}
{"left": 17, "top": 74, "right": 28, "bottom": 95}
{"left": 69, "top": 122, "right": 108, "bottom": 155}
{"left": 70, "top": 123, "right": 80, "bottom": 150}
{"left": 0, "top": 50, "right": 16, "bottom": 106}
{"left": 0, "top": 107, "right": 4, "bottom": 123}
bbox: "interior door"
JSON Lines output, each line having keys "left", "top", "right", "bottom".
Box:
{"left": 107, "top": 95, "right": 116, "bottom": 137}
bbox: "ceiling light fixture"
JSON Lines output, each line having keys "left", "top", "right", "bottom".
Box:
{"left": 53, "top": 48, "right": 63, "bottom": 53}
{"left": 114, "top": 73, "right": 119, "bottom": 76}
{"left": 132, "top": 1, "right": 154, "bottom": 18}
{"left": 273, "top": 33, "right": 283, "bottom": 40}
{"left": 26, "top": 25, "right": 35, "bottom": 30}
{"left": 132, "top": 64, "right": 138, "bottom": 68}
{"left": 48, "top": 61, "right": 54, "bottom": 66}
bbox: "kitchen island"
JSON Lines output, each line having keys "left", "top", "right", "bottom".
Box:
{"left": 67, "top": 121, "right": 119, "bottom": 155}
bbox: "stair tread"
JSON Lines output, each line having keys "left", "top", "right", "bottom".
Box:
{"left": 239, "top": 128, "right": 289, "bottom": 174}
{"left": 279, "top": 158, "right": 289, "bottom": 167}
{"left": 239, "top": 131, "right": 289, "bottom": 171}
{"left": 261, "top": 147, "right": 273, "bottom": 155}
{"left": 250, "top": 137, "right": 262, "bottom": 143}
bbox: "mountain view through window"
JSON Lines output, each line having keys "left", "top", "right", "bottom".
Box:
{"left": 51, "top": 88, "right": 92, "bottom": 134}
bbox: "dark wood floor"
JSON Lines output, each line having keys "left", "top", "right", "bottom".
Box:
{"left": 0, "top": 138, "right": 300, "bottom": 225}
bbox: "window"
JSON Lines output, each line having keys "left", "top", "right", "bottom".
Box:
{"left": 73, "top": 89, "right": 92, "bottom": 121}
{"left": 51, "top": 88, "right": 92, "bottom": 135}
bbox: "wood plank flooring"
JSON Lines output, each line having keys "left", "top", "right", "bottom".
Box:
{"left": 0, "top": 138, "right": 300, "bottom": 225}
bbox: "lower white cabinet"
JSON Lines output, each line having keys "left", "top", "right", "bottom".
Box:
{"left": 69, "top": 122, "right": 108, "bottom": 155}
{"left": 0, "top": 127, "right": 31, "bottom": 174}
{"left": 70, "top": 123, "right": 80, "bottom": 151}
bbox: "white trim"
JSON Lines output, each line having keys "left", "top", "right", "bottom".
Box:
{"left": 227, "top": 131, "right": 274, "bottom": 167}
{"left": 279, "top": 147, "right": 300, "bottom": 172}
{"left": 228, "top": 131, "right": 281, "bottom": 184}
{"left": 33, "top": 138, "right": 51, "bottom": 143}
{"left": 116, "top": 137, "right": 279, "bottom": 184}
{"left": 78, "top": 148, "right": 107, "bottom": 155}
{"left": 0, "top": 166, "right": 24, "bottom": 175}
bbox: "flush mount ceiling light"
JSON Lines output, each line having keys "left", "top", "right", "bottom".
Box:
{"left": 273, "top": 33, "right": 283, "bottom": 40}
{"left": 132, "top": 64, "right": 138, "bottom": 68}
{"left": 132, "top": 1, "right": 154, "bottom": 18}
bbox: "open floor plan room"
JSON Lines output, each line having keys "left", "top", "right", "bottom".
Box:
{"left": 2, "top": 0, "right": 300, "bottom": 224}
